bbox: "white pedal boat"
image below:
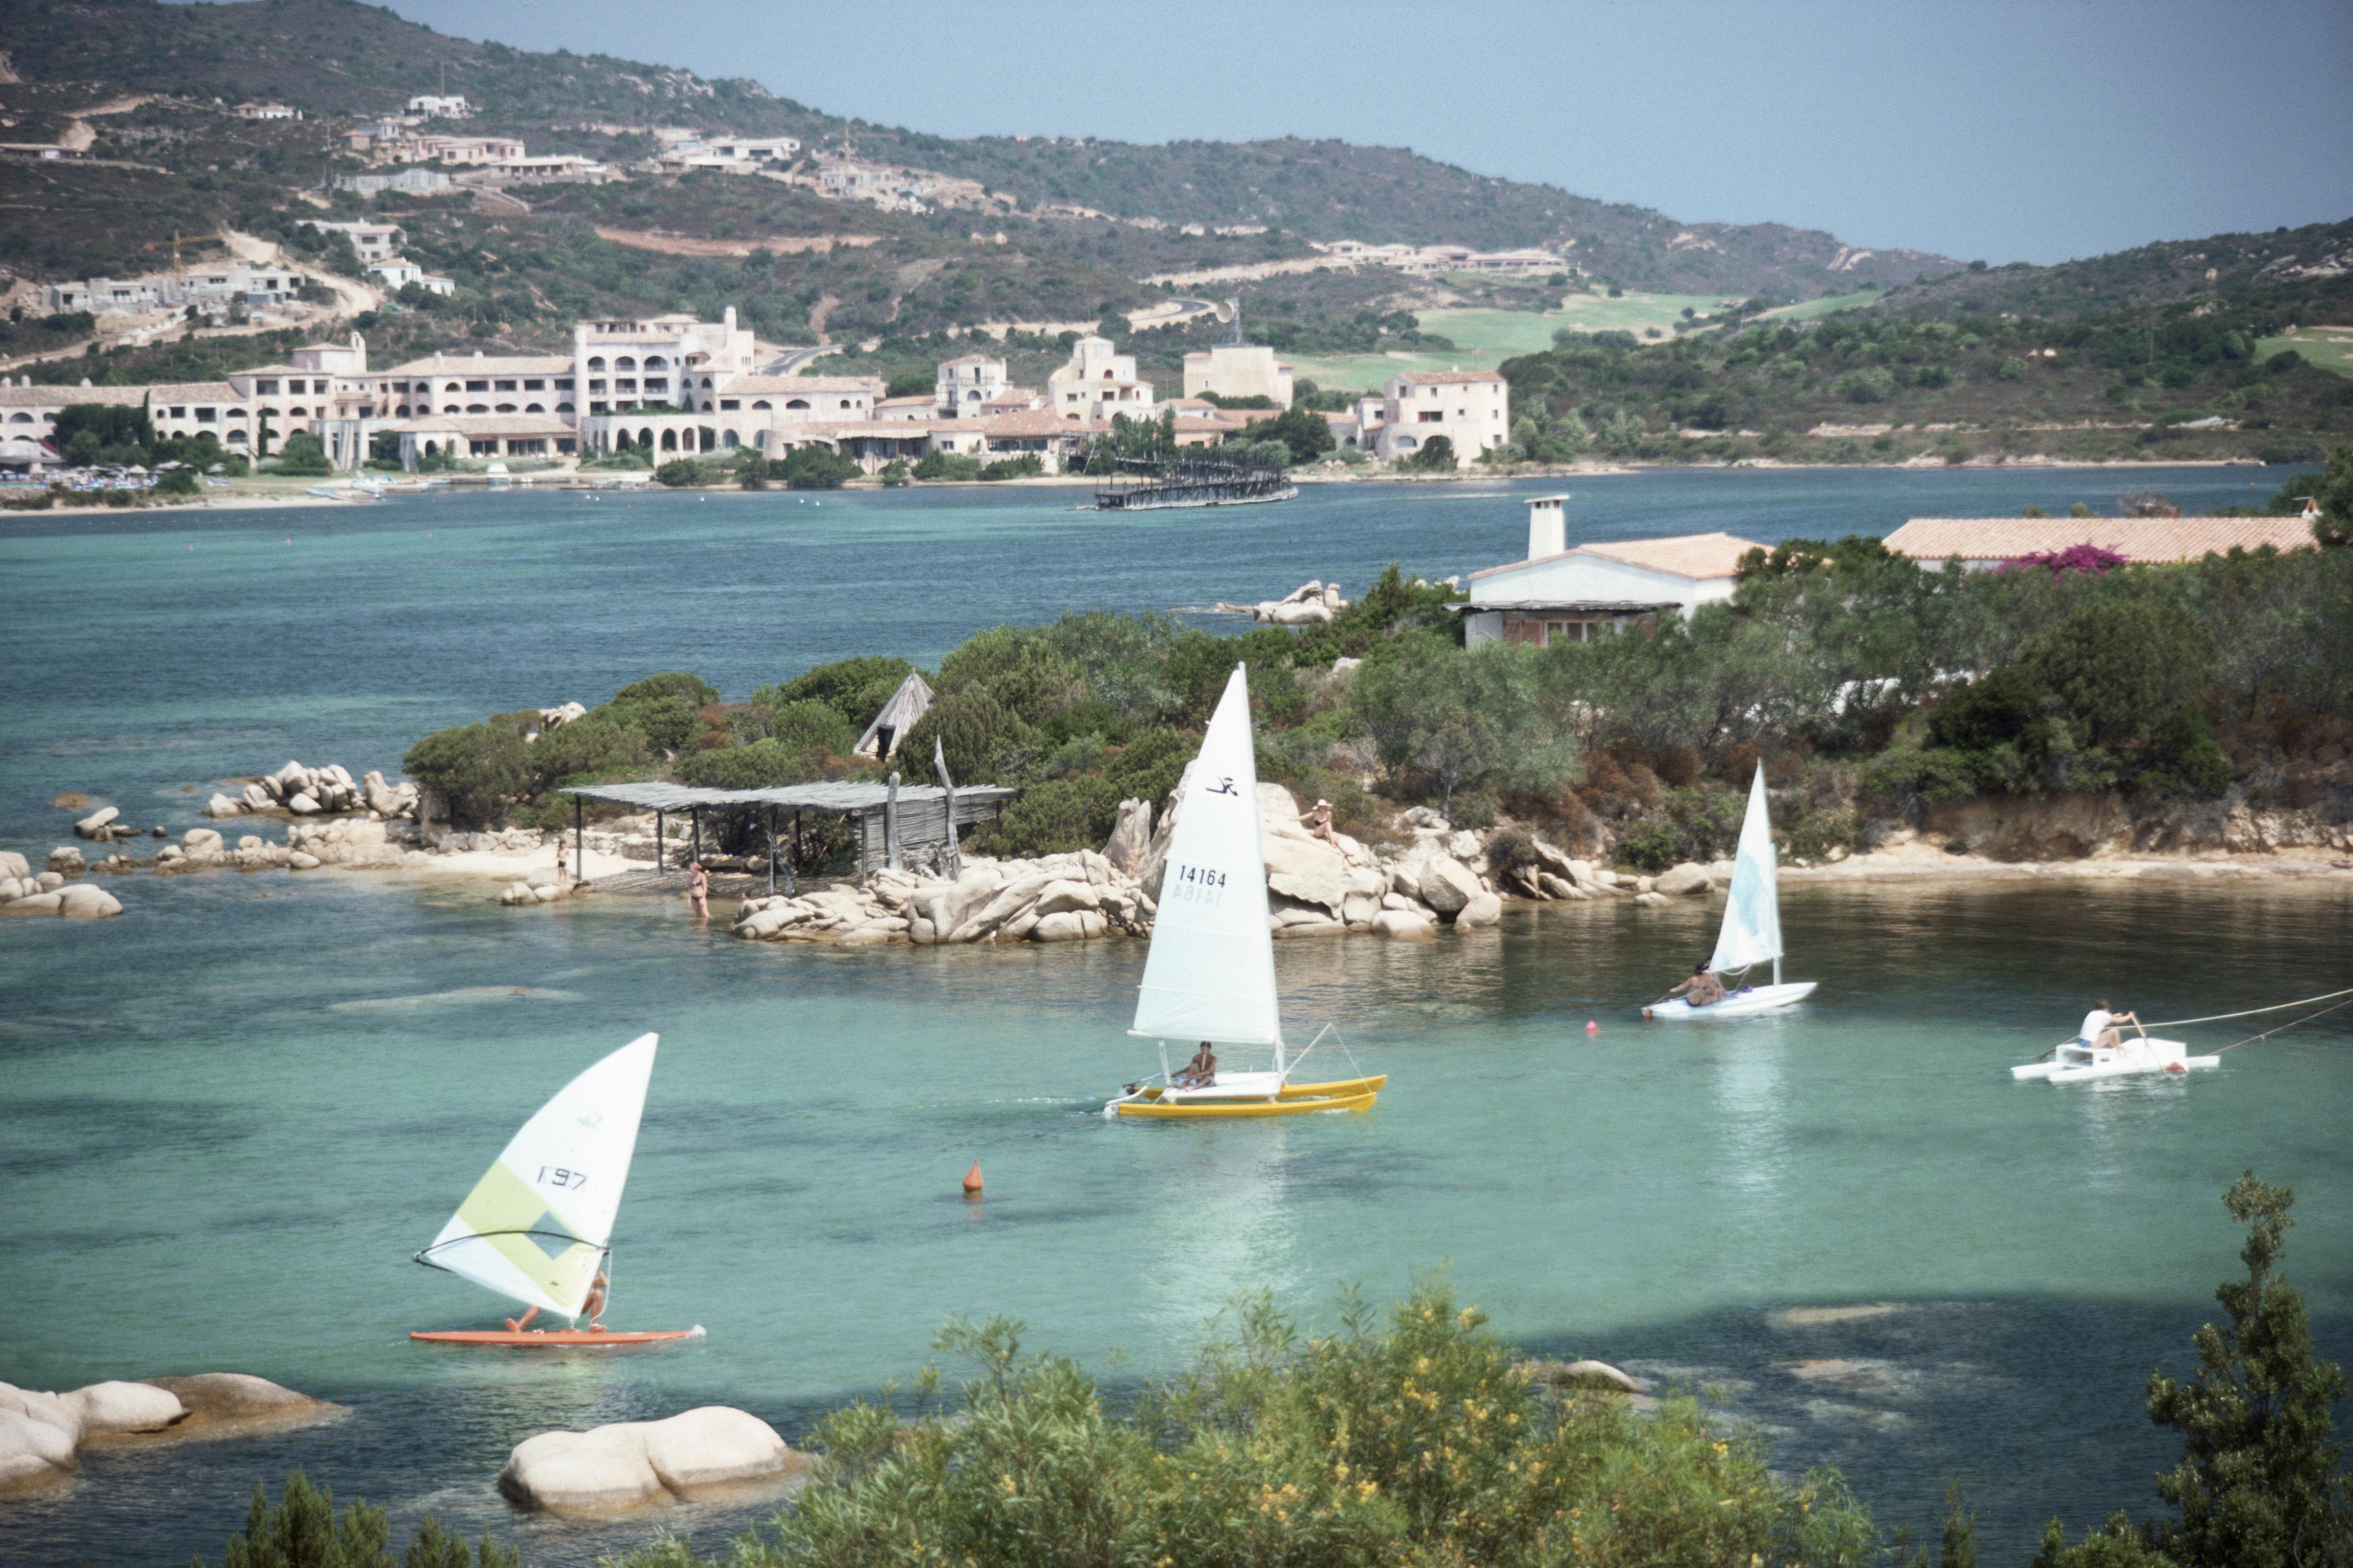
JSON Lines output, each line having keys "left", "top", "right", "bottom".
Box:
{"left": 1648, "top": 980, "right": 1819, "bottom": 1020}
{"left": 2011, "top": 1037, "right": 2219, "bottom": 1083}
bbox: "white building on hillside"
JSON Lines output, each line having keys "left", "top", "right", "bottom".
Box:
{"left": 301, "top": 220, "right": 405, "bottom": 263}
{"left": 1369, "top": 369, "right": 1508, "bottom": 469}
{"left": 1461, "top": 495, "right": 1757, "bottom": 647}
{"left": 937, "top": 354, "right": 1008, "bottom": 413}
{"left": 574, "top": 309, "right": 760, "bottom": 417}
{"left": 1048, "top": 336, "right": 1154, "bottom": 419}
{"left": 1182, "top": 340, "right": 1294, "bottom": 408}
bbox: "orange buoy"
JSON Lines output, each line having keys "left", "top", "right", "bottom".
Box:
{"left": 961, "top": 1162, "right": 984, "bottom": 1197}
{"left": 1586, "top": 1018, "right": 1600, "bottom": 1035}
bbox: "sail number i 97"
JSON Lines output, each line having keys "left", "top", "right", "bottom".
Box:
{"left": 537, "top": 1166, "right": 588, "bottom": 1189}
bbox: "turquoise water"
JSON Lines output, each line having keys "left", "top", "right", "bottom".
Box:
{"left": 2, "top": 469, "right": 2344, "bottom": 1565}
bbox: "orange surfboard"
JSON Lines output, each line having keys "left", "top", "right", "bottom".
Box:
{"left": 410, "top": 1325, "right": 705, "bottom": 1347}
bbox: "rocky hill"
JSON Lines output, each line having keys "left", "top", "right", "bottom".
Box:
{"left": 1872, "top": 218, "right": 2353, "bottom": 321}
{"left": 2, "top": 0, "right": 1956, "bottom": 298}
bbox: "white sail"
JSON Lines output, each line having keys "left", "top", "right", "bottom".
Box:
{"left": 418, "top": 1033, "right": 658, "bottom": 1315}
{"left": 1132, "top": 666, "right": 1282, "bottom": 1048}
{"left": 1709, "top": 768, "right": 1783, "bottom": 973}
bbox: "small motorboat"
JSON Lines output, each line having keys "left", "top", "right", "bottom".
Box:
{"left": 2012, "top": 1035, "right": 2219, "bottom": 1084}
{"left": 1646, "top": 767, "right": 1816, "bottom": 1020}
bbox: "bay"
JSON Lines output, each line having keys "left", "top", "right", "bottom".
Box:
{"left": 1, "top": 466, "right": 2343, "bottom": 1566}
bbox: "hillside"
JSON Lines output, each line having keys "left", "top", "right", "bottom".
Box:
{"left": 1872, "top": 218, "right": 2353, "bottom": 323}
{"left": 1, "top": 0, "right": 1958, "bottom": 299}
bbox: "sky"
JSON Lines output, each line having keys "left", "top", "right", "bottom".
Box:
{"left": 379, "top": 0, "right": 2353, "bottom": 265}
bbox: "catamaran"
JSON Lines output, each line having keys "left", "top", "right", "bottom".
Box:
{"left": 2010, "top": 1031, "right": 2219, "bottom": 1083}
{"left": 1105, "top": 666, "right": 1384, "bottom": 1118}
{"left": 1645, "top": 767, "right": 1817, "bottom": 1020}
{"left": 411, "top": 1032, "right": 702, "bottom": 1346}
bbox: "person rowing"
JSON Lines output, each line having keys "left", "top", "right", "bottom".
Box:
{"left": 2076, "top": 999, "right": 2140, "bottom": 1052}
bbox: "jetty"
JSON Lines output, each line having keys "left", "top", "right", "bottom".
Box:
{"left": 1093, "top": 455, "right": 1296, "bottom": 511}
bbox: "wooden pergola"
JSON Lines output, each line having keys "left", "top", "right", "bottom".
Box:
{"left": 563, "top": 777, "right": 1014, "bottom": 892}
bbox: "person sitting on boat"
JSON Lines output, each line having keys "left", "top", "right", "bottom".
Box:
{"left": 1667, "top": 962, "right": 1726, "bottom": 1008}
{"left": 2079, "top": 1001, "right": 2139, "bottom": 1051}
{"left": 1171, "top": 1042, "right": 1218, "bottom": 1088}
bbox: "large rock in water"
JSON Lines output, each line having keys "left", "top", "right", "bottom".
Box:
{"left": 1652, "top": 861, "right": 1712, "bottom": 896}
{"left": 141, "top": 1373, "right": 336, "bottom": 1437}
{"left": 72, "top": 806, "right": 121, "bottom": 839}
{"left": 1418, "top": 855, "right": 1482, "bottom": 915}
{"left": 67, "top": 1381, "right": 183, "bottom": 1436}
{"left": 499, "top": 1406, "right": 797, "bottom": 1515}
{"left": 49, "top": 846, "right": 85, "bottom": 875}
{"left": 0, "top": 851, "right": 27, "bottom": 882}
{"left": 0, "top": 1408, "right": 77, "bottom": 1493}
{"left": 1454, "top": 890, "right": 1503, "bottom": 929}
{"left": 57, "top": 882, "right": 123, "bottom": 918}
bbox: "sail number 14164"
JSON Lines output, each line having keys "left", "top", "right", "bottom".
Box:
{"left": 1169, "top": 862, "right": 1229, "bottom": 906}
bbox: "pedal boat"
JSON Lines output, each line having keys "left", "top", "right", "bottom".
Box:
{"left": 2012, "top": 1037, "right": 2218, "bottom": 1083}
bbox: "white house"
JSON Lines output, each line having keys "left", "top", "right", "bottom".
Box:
{"left": 407, "top": 95, "right": 472, "bottom": 118}
{"left": 1182, "top": 341, "right": 1294, "bottom": 407}
{"left": 1048, "top": 336, "right": 1154, "bottom": 418}
{"left": 937, "top": 354, "right": 1008, "bottom": 413}
{"left": 574, "top": 309, "right": 760, "bottom": 417}
{"left": 1462, "top": 496, "right": 1759, "bottom": 647}
{"left": 1369, "top": 369, "right": 1507, "bottom": 469}
{"left": 304, "top": 221, "right": 405, "bottom": 263}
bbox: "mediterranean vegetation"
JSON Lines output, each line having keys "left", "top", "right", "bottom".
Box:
{"left": 184, "top": 1174, "right": 2353, "bottom": 1567}
{"left": 401, "top": 473, "right": 2351, "bottom": 880}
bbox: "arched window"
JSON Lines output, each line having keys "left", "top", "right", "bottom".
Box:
{"left": 445, "top": 382, "right": 462, "bottom": 392}
{"left": 643, "top": 355, "right": 666, "bottom": 369}
{"left": 587, "top": 356, "right": 606, "bottom": 370}
{"left": 423, "top": 440, "right": 438, "bottom": 455}
{"left": 721, "top": 430, "right": 738, "bottom": 448}
{"left": 525, "top": 403, "right": 544, "bottom": 414}
{"left": 838, "top": 399, "right": 852, "bottom": 409}
{"left": 395, "top": 405, "right": 411, "bottom": 418}
{"left": 660, "top": 429, "right": 678, "bottom": 451}
{"left": 467, "top": 404, "right": 488, "bottom": 414}
{"left": 555, "top": 401, "right": 573, "bottom": 414}
{"left": 495, "top": 403, "right": 517, "bottom": 414}
{"left": 639, "top": 428, "right": 654, "bottom": 449}
{"left": 1395, "top": 435, "right": 1417, "bottom": 450}
{"left": 7, "top": 412, "right": 30, "bottom": 424}
{"left": 786, "top": 398, "right": 809, "bottom": 410}
{"left": 1102, "top": 369, "right": 1113, "bottom": 379}
{"left": 751, "top": 400, "right": 771, "bottom": 410}
{"left": 616, "top": 356, "right": 637, "bottom": 370}
{"left": 289, "top": 406, "right": 308, "bottom": 418}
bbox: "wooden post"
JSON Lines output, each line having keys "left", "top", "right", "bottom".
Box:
{"left": 885, "top": 770, "right": 901, "bottom": 874}
{"left": 933, "top": 736, "right": 959, "bottom": 879}
{"left": 655, "top": 809, "right": 664, "bottom": 872}
{"left": 790, "top": 809, "right": 801, "bottom": 896}
{"left": 691, "top": 809, "right": 701, "bottom": 870}
{"left": 766, "top": 803, "right": 776, "bottom": 895}
{"left": 573, "top": 795, "right": 583, "bottom": 885}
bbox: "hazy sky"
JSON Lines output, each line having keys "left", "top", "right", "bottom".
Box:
{"left": 382, "top": 0, "right": 2352, "bottom": 265}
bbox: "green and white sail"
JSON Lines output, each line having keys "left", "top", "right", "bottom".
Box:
{"left": 416, "top": 1033, "right": 657, "bottom": 1316}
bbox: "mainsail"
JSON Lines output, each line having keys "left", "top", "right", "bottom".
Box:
{"left": 416, "top": 1033, "right": 658, "bottom": 1316}
{"left": 1131, "top": 666, "right": 1282, "bottom": 1048}
{"left": 1709, "top": 768, "right": 1783, "bottom": 973}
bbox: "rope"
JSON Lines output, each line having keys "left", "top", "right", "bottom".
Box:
{"left": 2216, "top": 995, "right": 2353, "bottom": 1053}
{"left": 2142, "top": 986, "right": 2353, "bottom": 1030}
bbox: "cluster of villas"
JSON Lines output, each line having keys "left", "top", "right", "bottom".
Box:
{"left": 0, "top": 307, "right": 1515, "bottom": 475}
{"left": 1314, "top": 241, "right": 1570, "bottom": 276}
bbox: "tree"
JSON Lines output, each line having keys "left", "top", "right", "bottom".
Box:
{"left": 1232, "top": 406, "right": 1335, "bottom": 465}
{"left": 885, "top": 371, "right": 934, "bottom": 400}
{"left": 779, "top": 444, "right": 858, "bottom": 489}
{"left": 2145, "top": 1173, "right": 2353, "bottom": 1568}
{"left": 402, "top": 722, "right": 528, "bottom": 828}
{"left": 194, "top": 1468, "right": 516, "bottom": 1568}
{"left": 763, "top": 656, "right": 915, "bottom": 723}
{"left": 51, "top": 403, "right": 154, "bottom": 462}
{"left": 1400, "top": 434, "right": 1457, "bottom": 472}
{"left": 2026, "top": 602, "right": 2215, "bottom": 746}
{"left": 2295, "top": 446, "right": 2353, "bottom": 548}
{"left": 274, "top": 431, "right": 334, "bottom": 477}
{"left": 899, "top": 688, "right": 1029, "bottom": 784}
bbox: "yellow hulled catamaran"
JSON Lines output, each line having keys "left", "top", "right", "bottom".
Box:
{"left": 1105, "top": 666, "right": 1384, "bottom": 1119}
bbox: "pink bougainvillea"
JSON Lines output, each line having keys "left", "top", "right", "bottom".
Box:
{"left": 1997, "top": 543, "right": 2129, "bottom": 576}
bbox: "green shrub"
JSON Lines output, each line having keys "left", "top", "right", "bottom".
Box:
{"left": 522, "top": 718, "right": 649, "bottom": 796}
{"left": 974, "top": 774, "right": 1117, "bottom": 856}
{"left": 768, "top": 698, "right": 860, "bottom": 757}
{"left": 760, "top": 656, "right": 915, "bottom": 723}
{"left": 659, "top": 1282, "right": 1876, "bottom": 1568}
{"left": 2144, "top": 707, "right": 2232, "bottom": 797}
{"left": 913, "top": 450, "right": 983, "bottom": 481}
{"left": 674, "top": 738, "right": 824, "bottom": 790}
{"left": 153, "top": 467, "right": 200, "bottom": 496}
{"left": 1101, "top": 726, "right": 1191, "bottom": 806}
{"left": 1857, "top": 746, "right": 1978, "bottom": 806}
{"left": 878, "top": 459, "right": 910, "bottom": 486}
{"left": 654, "top": 458, "right": 711, "bottom": 487}
{"left": 779, "top": 445, "right": 858, "bottom": 489}
{"left": 403, "top": 721, "right": 528, "bottom": 828}
{"left": 2027, "top": 601, "right": 2215, "bottom": 746}
{"left": 1400, "top": 434, "right": 1457, "bottom": 471}
{"left": 937, "top": 626, "right": 1077, "bottom": 725}
{"left": 1928, "top": 665, "right": 2049, "bottom": 753}
{"left": 597, "top": 673, "right": 719, "bottom": 755}
{"left": 978, "top": 452, "right": 1045, "bottom": 480}
{"left": 194, "top": 1469, "right": 517, "bottom": 1568}
{"left": 274, "top": 431, "right": 334, "bottom": 477}
{"left": 900, "top": 688, "right": 1029, "bottom": 784}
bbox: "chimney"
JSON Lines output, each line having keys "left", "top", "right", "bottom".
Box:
{"left": 1527, "top": 494, "right": 1567, "bottom": 559}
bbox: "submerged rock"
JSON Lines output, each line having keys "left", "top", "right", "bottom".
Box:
{"left": 139, "top": 1373, "right": 338, "bottom": 1438}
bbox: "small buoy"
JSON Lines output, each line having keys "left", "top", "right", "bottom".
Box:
{"left": 961, "top": 1162, "right": 983, "bottom": 1197}
{"left": 2165, "top": 1061, "right": 2187, "bottom": 1074}
{"left": 1585, "top": 1018, "right": 1599, "bottom": 1035}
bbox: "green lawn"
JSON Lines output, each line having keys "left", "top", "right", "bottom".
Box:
{"left": 2260, "top": 332, "right": 2353, "bottom": 379}
{"left": 1287, "top": 292, "right": 1734, "bottom": 393}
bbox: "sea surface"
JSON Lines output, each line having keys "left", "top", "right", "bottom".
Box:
{"left": 2, "top": 467, "right": 2345, "bottom": 1567}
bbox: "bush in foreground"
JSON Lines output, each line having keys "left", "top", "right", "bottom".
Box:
{"left": 619, "top": 1281, "right": 1876, "bottom": 1568}
{"left": 196, "top": 1469, "right": 514, "bottom": 1568}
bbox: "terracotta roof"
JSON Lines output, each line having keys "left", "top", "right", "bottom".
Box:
{"left": 1396, "top": 370, "right": 1506, "bottom": 384}
{"left": 1577, "top": 532, "right": 1761, "bottom": 580}
{"left": 0, "top": 384, "right": 148, "bottom": 407}
{"left": 142, "top": 382, "right": 244, "bottom": 403}
{"left": 978, "top": 410, "right": 1102, "bottom": 437}
{"left": 1882, "top": 516, "right": 2317, "bottom": 563}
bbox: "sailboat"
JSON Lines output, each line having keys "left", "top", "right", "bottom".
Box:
{"left": 410, "top": 1032, "right": 703, "bottom": 1346}
{"left": 1105, "top": 666, "right": 1385, "bottom": 1118}
{"left": 1644, "top": 767, "right": 1817, "bottom": 1020}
